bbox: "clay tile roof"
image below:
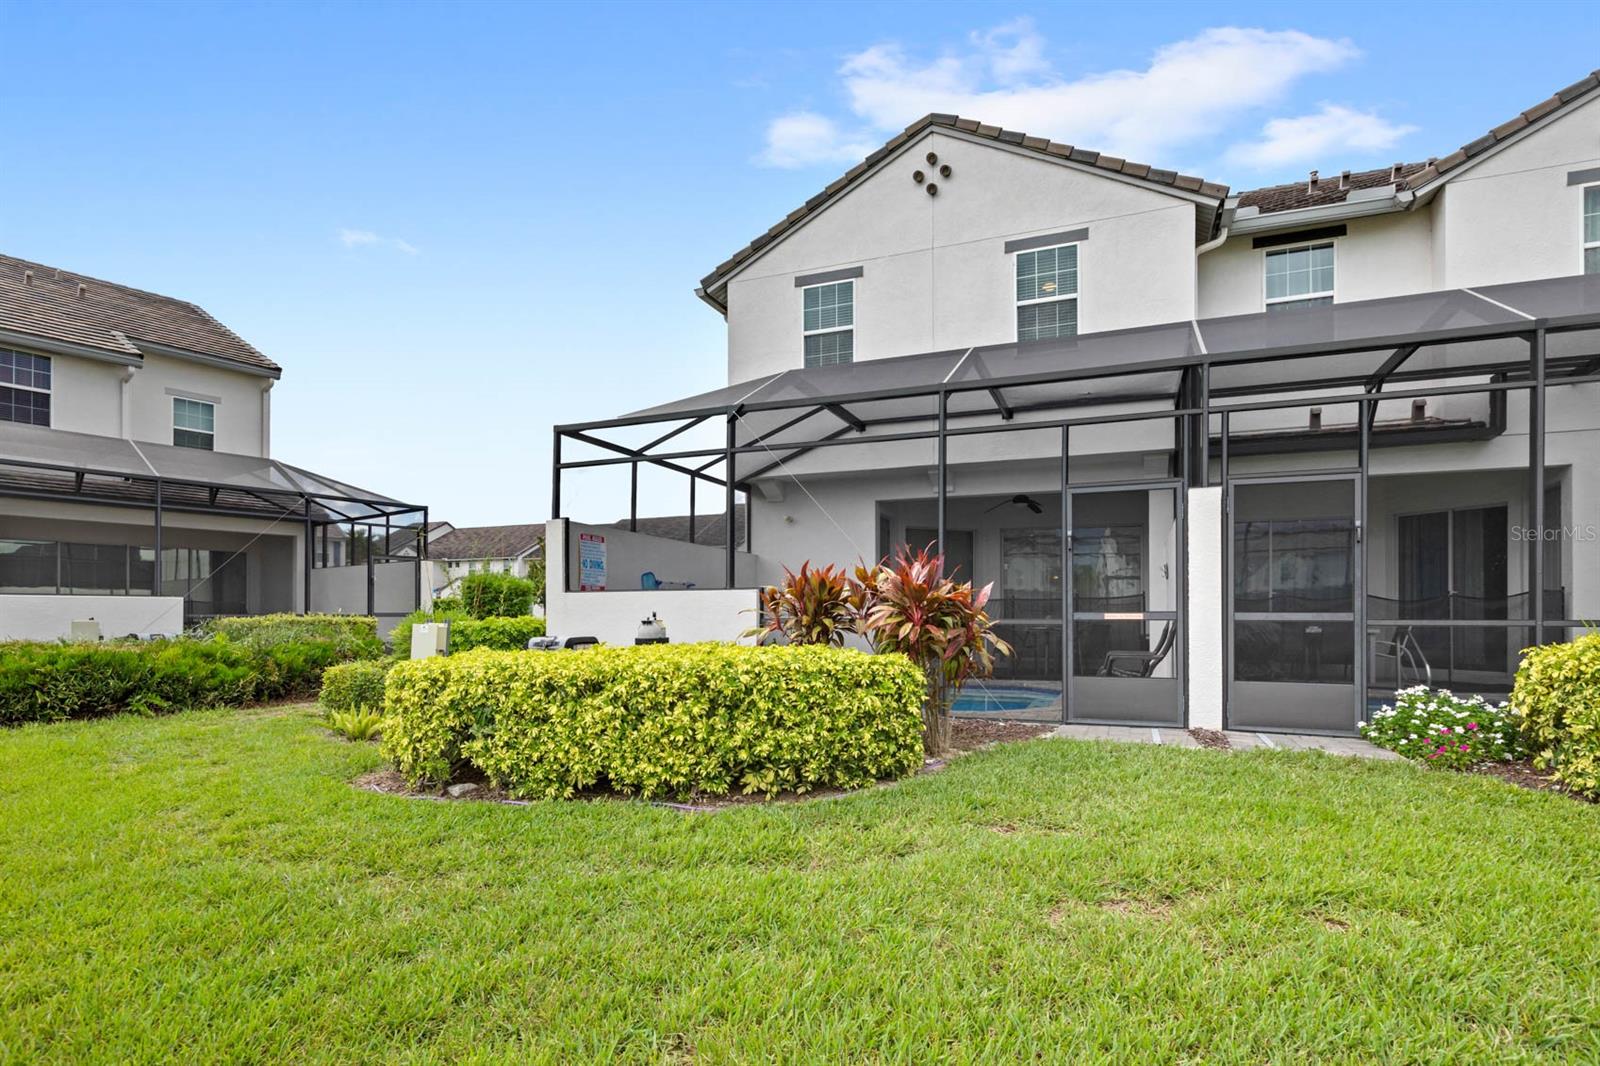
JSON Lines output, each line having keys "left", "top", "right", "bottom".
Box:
{"left": 0, "top": 252, "right": 279, "bottom": 374}
{"left": 1398, "top": 68, "right": 1599, "bottom": 192}
{"left": 698, "top": 115, "right": 1228, "bottom": 302}
{"left": 427, "top": 523, "right": 546, "bottom": 561}
{"left": 1235, "top": 162, "right": 1432, "bottom": 215}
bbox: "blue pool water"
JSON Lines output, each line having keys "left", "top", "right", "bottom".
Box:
{"left": 952, "top": 685, "right": 1061, "bottom": 714}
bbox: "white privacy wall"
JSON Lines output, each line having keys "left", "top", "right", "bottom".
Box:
{"left": 1184, "top": 487, "right": 1224, "bottom": 731}
{"left": 543, "top": 519, "right": 761, "bottom": 646}
{"left": 0, "top": 594, "right": 184, "bottom": 640}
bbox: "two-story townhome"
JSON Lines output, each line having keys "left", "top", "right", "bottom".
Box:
{"left": 549, "top": 69, "right": 1600, "bottom": 736}
{"left": 0, "top": 255, "right": 428, "bottom": 640}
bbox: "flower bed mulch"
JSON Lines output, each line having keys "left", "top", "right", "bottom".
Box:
{"left": 948, "top": 719, "right": 1055, "bottom": 752}
{"left": 1187, "top": 728, "right": 1230, "bottom": 751}
{"left": 1469, "top": 759, "right": 1580, "bottom": 797}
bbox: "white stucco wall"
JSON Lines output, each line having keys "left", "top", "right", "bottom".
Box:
{"left": 124, "top": 352, "right": 272, "bottom": 456}
{"left": 1198, "top": 208, "right": 1436, "bottom": 319}
{"left": 1432, "top": 93, "right": 1600, "bottom": 289}
{"left": 724, "top": 129, "right": 1201, "bottom": 383}
{"left": 543, "top": 519, "right": 760, "bottom": 646}
{"left": 0, "top": 594, "right": 184, "bottom": 640}
{"left": 12, "top": 344, "right": 274, "bottom": 456}
{"left": 43, "top": 355, "right": 127, "bottom": 436}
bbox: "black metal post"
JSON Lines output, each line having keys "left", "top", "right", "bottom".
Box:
{"left": 152, "top": 478, "right": 163, "bottom": 596}
{"left": 724, "top": 415, "right": 736, "bottom": 588}
{"left": 629, "top": 463, "right": 638, "bottom": 532}
{"left": 1198, "top": 364, "right": 1211, "bottom": 486}
{"left": 1358, "top": 396, "right": 1371, "bottom": 723}
{"left": 1060, "top": 424, "right": 1070, "bottom": 725}
{"left": 1219, "top": 411, "right": 1229, "bottom": 484}
{"left": 1530, "top": 330, "right": 1546, "bottom": 645}
{"left": 302, "top": 499, "right": 313, "bottom": 615}
{"left": 366, "top": 533, "right": 376, "bottom": 616}
{"left": 688, "top": 474, "right": 696, "bottom": 544}
{"left": 936, "top": 390, "right": 948, "bottom": 574}
{"left": 550, "top": 430, "right": 562, "bottom": 520}
{"left": 416, "top": 506, "right": 429, "bottom": 610}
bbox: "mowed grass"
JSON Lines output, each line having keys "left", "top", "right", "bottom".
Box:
{"left": 2, "top": 708, "right": 1598, "bottom": 1064}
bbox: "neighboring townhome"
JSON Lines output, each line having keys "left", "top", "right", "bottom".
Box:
{"left": 426, "top": 523, "right": 544, "bottom": 596}
{"left": 0, "top": 254, "right": 428, "bottom": 639}
{"left": 551, "top": 69, "right": 1600, "bottom": 737}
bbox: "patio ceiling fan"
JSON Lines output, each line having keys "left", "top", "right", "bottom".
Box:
{"left": 983, "top": 494, "right": 1044, "bottom": 514}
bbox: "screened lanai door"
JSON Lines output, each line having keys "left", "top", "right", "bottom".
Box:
{"left": 1228, "top": 475, "right": 1361, "bottom": 733}
{"left": 1065, "top": 483, "right": 1183, "bottom": 725}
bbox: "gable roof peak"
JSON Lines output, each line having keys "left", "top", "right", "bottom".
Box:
{"left": 697, "top": 115, "right": 1228, "bottom": 310}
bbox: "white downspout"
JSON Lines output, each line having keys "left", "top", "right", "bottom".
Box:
{"left": 1193, "top": 224, "right": 1231, "bottom": 317}
{"left": 260, "top": 380, "right": 274, "bottom": 457}
{"left": 119, "top": 366, "right": 138, "bottom": 438}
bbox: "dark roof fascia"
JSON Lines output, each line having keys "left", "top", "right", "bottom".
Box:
{"left": 131, "top": 337, "right": 283, "bottom": 379}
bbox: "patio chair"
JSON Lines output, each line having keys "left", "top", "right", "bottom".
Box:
{"left": 1370, "top": 625, "right": 1431, "bottom": 688}
{"left": 1096, "top": 621, "right": 1175, "bottom": 678}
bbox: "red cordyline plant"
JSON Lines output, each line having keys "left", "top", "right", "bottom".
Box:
{"left": 853, "top": 545, "right": 1012, "bottom": 756}
{"left": 749, "top": 561, "right": 859, "bottom": 647}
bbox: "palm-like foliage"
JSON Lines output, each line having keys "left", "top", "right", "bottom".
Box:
{"left": 750, "top": 562, "right": 859, "bottom": 646}
{"left": 854, "top": 545, "right": 1011, "bottom": 755}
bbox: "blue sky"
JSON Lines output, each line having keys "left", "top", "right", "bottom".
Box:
{"left": 3, "top": 1, "right": 1596, "bottom": 525}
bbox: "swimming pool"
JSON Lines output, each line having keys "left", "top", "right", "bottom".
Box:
{"left": 952, "top": 684, "right": 1061, "bottom": 714}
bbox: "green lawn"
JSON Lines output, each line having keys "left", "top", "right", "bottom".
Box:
{"left": 2, "top": 707, "right": 1598, "bottom": 1064}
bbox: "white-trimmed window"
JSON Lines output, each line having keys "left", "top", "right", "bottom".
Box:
{"left": 1584, "top": 185, "right": 1600, "bottom": 275}
{"left": 1016, "top": 244, "right": 1078, "bottom": 341}
{"left": 1264, "top": 242, "right": 1335, "bottom": 311}
{"left": 172, "top": 396, "right": 215, "bottom": 450}
{"left": 0, "top": 348, "right": 51, "bottom": 426}
{"left": 803, "top": 281, "right": 854, "bottom": 367}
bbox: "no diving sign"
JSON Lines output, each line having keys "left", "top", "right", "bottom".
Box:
{"left": 578, "top": 532, "right": 607, "bottom": 590}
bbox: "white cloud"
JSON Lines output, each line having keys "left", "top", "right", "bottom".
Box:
{"left": 1226, "top": 104, "right": 1417, "bottom": 168}
{"left": 758, "top": 112, "right": 879, "bottom": 168}
{"left": 337, "top": 228, "right": 419, "bottom": 255}
{"left": 760, "top": 24, "right": 1386, "bottom": 170}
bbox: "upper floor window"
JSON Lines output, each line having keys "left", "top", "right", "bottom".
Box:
{"left": 0, "top": 349, "right": 51, "bottom": 427}
{"left": 803, "top": 281, "right": 853, "bottom": 367}
{"left": 1016, "top": 244, "right": 1078, "bottom": 341}
{"left": 172, "top": 397, "right": 215, "bottom": 450}
{"left": 1584, "top": 185, "right": 1600, "bottom": 274}
{"left": 1264, "top": 242, "right": 1335, "bottom": 311}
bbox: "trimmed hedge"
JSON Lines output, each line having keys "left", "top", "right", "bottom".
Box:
{"left": 390, "top": 610, "right": 545, "bottom": 654}
{"left": 459, "top": 572, "right": 537, "bottom": 619}
{"left": 206, "top": 614, "right": 383, "bottom": 660}
{"left": 1512, "top": 631, "right": 1600, "bottom": 798}
{"left": 0, "top": 637, "right": 345, "bottom": 725}
{"left": 381, "top": 644, "right": 925, "bottom": 799}
{"left": 320, "top": 659, "right": 394, "bottom": 714}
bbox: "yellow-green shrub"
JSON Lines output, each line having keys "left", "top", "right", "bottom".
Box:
{"left": 381, "top": 644, "right": 925, "bottom": 799}
{"left": 206, "top": 614, "right": 383, "bottom": 659}
{"left": 320, "top": 659, "right": 393, "bottom": 714}
{"left": 1511, "top": 631, "right": 1600, "bottom": 798}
